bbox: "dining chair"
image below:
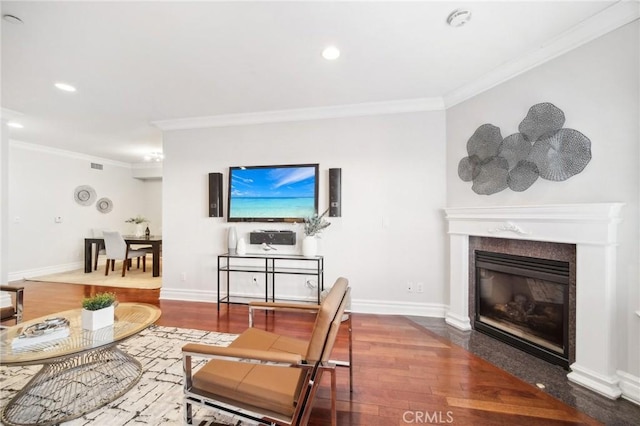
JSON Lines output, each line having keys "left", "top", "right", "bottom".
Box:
{"left": 102, "top": 231, "right": 148, "bottom": 277}
{"left": 91, "top": 228, "right": 110, "bottom": 271}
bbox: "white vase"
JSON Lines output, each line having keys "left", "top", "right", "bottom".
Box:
{"left": 237, "top": 238, "right": 247, "bottom": 255}
{"left": 135, "top": 224, "right": 144, "bottom": 237}
{"left": 302, "top": 236, "right": 318, "bottom": 257}
{"left": 82, "top": 305, "right": 115, "bottom": 331}
{"left": 228, "top": 226, "right": 237, "bottom": 254}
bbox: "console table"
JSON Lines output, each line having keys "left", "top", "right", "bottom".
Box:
{"left": 217, "top": 253, "right": 324, "bottom": 310}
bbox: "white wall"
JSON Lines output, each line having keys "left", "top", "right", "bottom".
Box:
{"left": 161, "top": 111, "right": 448, "bottom": 315}
{"left": 446, "top": 22, "right": 640, "bottom": 383}
{"left": 7, "top": 142, "right": 160, "bottom": 279}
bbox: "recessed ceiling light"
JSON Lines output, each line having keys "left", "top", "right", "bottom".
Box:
{"left": 2, "top": 14, "right": 23, "bottom": 25}
{"left": 54, "top": 82, "right": 77, "bottom": 92}
{"left": 7, "top": 121, "right": 24, "bottom": 129}
{"left": 322, "top": 46, "right": 340, "bottom": 61}
{"left": 447, "top": 9, "right": 472, "bottom": 27}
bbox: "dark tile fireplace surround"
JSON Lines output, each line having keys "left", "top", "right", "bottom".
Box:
{"left": 469, "top": 237, "right": 576, "bottom": 368}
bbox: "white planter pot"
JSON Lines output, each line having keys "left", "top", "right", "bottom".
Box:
{"left": 134, "top": 224, "right": 144, "bottom": 237}
{"left": 302, "top": 236, "right": 318, "bottom": 257}
{"left": 82, "top": 305, "right": 115, "bottom": 331}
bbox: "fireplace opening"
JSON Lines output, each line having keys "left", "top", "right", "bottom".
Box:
{"left": 474, "top": 250, "right": 570, "bottom": 368}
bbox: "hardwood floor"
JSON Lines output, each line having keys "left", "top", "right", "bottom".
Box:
{"left": 3, "top": 281, "right": 601, "bottom": 425}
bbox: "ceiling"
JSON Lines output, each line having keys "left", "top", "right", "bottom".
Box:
{"left": 1, "top": 1, "right": 635, "bottom": 164}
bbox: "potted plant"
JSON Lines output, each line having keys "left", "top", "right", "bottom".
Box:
{"left": 81, "top": 292, "right": 117, "bottom": 330}
{"left": 302, "top": 209, "right": 331, "bottom": 257}
{"left": 125, "top": 215, "right": 149, "bottom": 237}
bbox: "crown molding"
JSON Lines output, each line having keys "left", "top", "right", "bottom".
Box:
{"left": 9, "top": 140, "right": 131, "bottom": 168}
{"left": 443, "top": 0, "right": 640, "bottom": 108}
{"left": 152, "top": 97, "right": 444, "bottom": 131}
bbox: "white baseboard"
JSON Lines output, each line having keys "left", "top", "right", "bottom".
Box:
{"left": 567, "top": 363, "right": 622, "bottom": 400}
{"left": 8, "top": 261, "right": 84, "bottom": 282}
{"left": 160, "top": 287, "right": 217, "bottom": 303}
{"left": 617, "top": 370, "right": 640, "bottom": 405}
{"left": 445, "top": 311, "right": 472, "bottom": 331}
{"left": 347, "top": 300, "right": 447, "bottom": 318}
{"left": 160, "top": 289, "right": 447, "bottom": 318}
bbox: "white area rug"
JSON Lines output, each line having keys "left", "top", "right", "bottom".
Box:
{"left": 0, "top": 326, "right": 253, "bottom": 425}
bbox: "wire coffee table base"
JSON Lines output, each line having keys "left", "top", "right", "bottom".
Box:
{"left": 2, "top": 344, "right": 142, "bottom": 426}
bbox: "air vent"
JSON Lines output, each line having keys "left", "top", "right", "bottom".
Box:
{"left": 91, "top": 163, "right": 103, "bottom": 170}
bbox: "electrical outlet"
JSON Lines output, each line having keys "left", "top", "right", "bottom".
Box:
{"left": 181, "top": 272, "right": 187, "bottom": 282}
{"left": 407, "top": 282, "right": 413, "bottom": 292}
{"left": 416, "top": 282, "right": 424, "bottom": 293}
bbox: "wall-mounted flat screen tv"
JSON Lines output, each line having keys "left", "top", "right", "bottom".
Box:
{"left": 227, "top": 163, "right": 319, "bottom": 222}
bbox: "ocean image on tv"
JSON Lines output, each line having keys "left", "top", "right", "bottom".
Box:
{"left": 230, "top": 166, "right": 316, "bottom": 219}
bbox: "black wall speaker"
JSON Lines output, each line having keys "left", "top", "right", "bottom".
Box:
{"left": 329, "top": 168, "right": 341, "bottom": 217}
{"left": 208, "top": 172, "right": 223, "bottom": 217}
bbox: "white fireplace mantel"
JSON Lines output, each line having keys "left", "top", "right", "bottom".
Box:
{"left": 444, "top": 203, "right": 625, "bottom": 400}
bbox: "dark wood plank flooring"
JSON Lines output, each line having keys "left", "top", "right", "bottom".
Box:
{"left": 3, "top": 281, "right": 601, "bottom": 425}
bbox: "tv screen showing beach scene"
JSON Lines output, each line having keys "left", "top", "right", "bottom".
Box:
{"left": 228, "top": 164, "right": 319, "bottom": 222}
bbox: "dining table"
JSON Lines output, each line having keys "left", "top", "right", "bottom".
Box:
{"left": 84, "top": 235, "right": 162, "bottom": 277}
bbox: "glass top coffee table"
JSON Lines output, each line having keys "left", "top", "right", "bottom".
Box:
{"left": 0, "top": 303, "right": 161, "bottom": 426}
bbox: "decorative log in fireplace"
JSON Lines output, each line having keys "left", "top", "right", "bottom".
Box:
{"left": 474, "top": 250, "right": 570, "bottom": 368}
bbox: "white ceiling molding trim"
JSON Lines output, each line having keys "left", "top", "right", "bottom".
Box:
{"left": 443, "top": 0, "right": 640, "bottom": 108}
{"left": 10, "top": 140, "right": 131, "bottom": 168}
{"left": 152, "top": 97, "right": 444, "bottom": 131}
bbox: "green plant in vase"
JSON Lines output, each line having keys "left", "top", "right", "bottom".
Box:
{"left": 82, "top": 292, "right": 117, "bottom": 331}
{"left": 302, "top": 209, "right": 331, "bottom": 257}
{"left": 82, "top": 292, "right": 117, "bottom": 311}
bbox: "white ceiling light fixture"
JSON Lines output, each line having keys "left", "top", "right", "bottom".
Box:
{"left": 143, "top": 152, "right": 164, "bottom": 162}
{"left": 322, "top": 46, "right": 340, "bottom": 60}
{"left": 54, "top": 82, "right": 77, "bottom": 92}
{"left": 7, "top": 121, "right": 24, "bottom": 129}
{"left": 447, "top": 9, "right": 472, "bottom": 27}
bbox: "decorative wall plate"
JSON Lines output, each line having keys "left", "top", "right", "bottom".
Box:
{"left": 96, "top": 197, "right": 113, "bottom": 214}
{"left": 74, "top": 185, "right": 96, "bottom": 206}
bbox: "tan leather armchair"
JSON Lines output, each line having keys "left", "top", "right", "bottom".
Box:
{"left": 248, "top": 290, "right": 353, "bottom": 393}
{"left": 0, "top": 284, "right": 24, "bottom": 326}
{"left": 182, "top": 277, "right": 350, "bottom": 426}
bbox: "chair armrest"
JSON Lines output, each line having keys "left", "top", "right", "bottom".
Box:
{"left": 0, "top": 285, "right": 24, "bottom": 293}
{"left": 182, "top": 343, "right": 303, "bottom": 365}
{"left": 248, "top": 301, "right": 320, "bottom": 327}
{"left": 249, "top": 301, "right": 320, "bottom": 311}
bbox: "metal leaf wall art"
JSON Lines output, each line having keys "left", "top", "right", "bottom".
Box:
{"left": 458, "top": 103, "right": 592, "bottom": 195}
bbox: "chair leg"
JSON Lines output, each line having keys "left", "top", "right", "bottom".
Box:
{"left": 348, "top": 313, "right": 353, "bottom": 393}
{"left": 105, "top": 259, "right": 110, "bottom": 276}
{"left": 94, "top": 250, "right": 99, "bottom": 271}
{"left": 122, "top": 260, "right": 127, "bottom": 277}
{"left": 142, "top": 256, "right": 146, "bottom": 272}
{"left": 137, "top": 257, "right": 141, "bottom": 269}
{"left": 15, "top": 288, "right": 24, "bottom": 323}
{"left": 330, "top": 367, "right": 337, "bottom": 426}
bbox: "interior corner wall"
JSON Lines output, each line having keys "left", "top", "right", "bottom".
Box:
{"left": 7, "top": 143, "right": 151, "bottom": 278}
{"left": 161, "top": 111, "right": 447, "bottom": 315}
{"left": 445, "top": 22, "right": 640, "bottom": 380}
{"left": 1, "top": 122, "right": 9, "bottom": 286}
